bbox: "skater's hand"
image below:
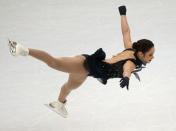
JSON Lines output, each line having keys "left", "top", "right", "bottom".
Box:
{"left": 118, "top": 5, "right": 127, "bottom": 15}
{"left": 119, "top": 76, "right": 129, "bottom": 90}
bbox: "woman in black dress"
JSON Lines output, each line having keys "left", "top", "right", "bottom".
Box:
{"left": 8, "top": 5, "right": 155, "bottom": 117}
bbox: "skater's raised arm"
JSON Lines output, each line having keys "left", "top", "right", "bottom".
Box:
{"left": 118, "top": 5, "right": 132, "bottom": 49}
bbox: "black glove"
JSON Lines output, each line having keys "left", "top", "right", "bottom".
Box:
{"left": 120, "top": 76, "right": 129, "bottom": 90}
{"left": 118, "top": 5, "right": 126, "bottom": 15}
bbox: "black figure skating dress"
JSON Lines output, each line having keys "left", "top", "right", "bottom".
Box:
{"left": 82, "top": 48, "right": 146, "bottom": 85}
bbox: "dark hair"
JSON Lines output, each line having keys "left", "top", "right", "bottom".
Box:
{"left": 132, "top": 39, "right": 154, "bottom": 54}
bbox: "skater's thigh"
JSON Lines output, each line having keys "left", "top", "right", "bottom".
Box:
{"left": 54, "top": 55, "right": 89, "bottom": 74}
{"left": 66, "top": 73, "right": 88, "bottom": 89}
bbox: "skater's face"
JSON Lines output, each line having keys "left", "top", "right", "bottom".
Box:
{"left": 139, "top": 47, "right": 155, "bottom": 64}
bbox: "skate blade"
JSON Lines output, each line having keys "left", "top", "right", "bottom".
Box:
{"left": 44, "top": 104, "right": 68, "bottom": 118}
{"left": 8, "top": 40, "right": 17, "bottom": 56}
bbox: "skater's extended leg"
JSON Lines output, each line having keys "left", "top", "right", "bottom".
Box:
{"left": 8, "top": 40, "right": 89, "bottom": 75}
{"left": 29, "top": 48, "right": 56, "bottom": 67}
{"left": 29, "top": 48, "right": 89, "bottom": 74}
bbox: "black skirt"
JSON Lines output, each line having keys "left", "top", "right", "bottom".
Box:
{"left": 81, "top": 48, "right": 108, "bottom": 79}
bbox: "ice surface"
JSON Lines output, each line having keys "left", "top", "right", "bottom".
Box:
{"left": 1, "top": 0, "right": 176, "bottom": 131}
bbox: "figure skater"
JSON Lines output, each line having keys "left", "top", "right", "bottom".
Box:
{"left": 8, "top": 5, "right": 155, "bottom": 118}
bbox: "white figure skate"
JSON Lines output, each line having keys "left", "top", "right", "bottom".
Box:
{"left": 8, "top": 39, "right": 29, "bottom": 56}
{"left": 45, "top": 100, "right": 68, "bottom": 118}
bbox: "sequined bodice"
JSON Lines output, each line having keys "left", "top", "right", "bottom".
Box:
{"left": 97, "top": 56, "right": 137, "bottom": 79}
{"left": 84, "top": 48, "right": 146, "bottom": 85}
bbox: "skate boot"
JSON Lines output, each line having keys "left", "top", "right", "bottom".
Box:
{"left": 8, "top": 39, "right": 29, "bottom": 56}
{"left": 49, "top": 100, "right": 68, "bottom": 118}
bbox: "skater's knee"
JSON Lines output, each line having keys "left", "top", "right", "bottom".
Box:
{"left": 66, "top": 73, "right": 87, "bottom": 90}
{"left": 46, "top": 57, "right": 58, "bottom": 69}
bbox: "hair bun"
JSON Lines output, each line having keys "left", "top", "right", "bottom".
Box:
{"left": 132, "top": 39, "right": 154, "bottom": 53}
{"left": 132, "top": 42, "right": 138, "bottom": 50}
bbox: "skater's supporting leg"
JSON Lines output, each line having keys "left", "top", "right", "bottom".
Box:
{"left": 58, "top": 73, "right": 88, "bottom": 103}
{"left": 58, "top": 83, "right": 70, "bottom": 103}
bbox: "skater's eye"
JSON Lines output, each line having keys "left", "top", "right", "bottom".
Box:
{"left": 149, "top": 53, "right": 153, "bottom": 57}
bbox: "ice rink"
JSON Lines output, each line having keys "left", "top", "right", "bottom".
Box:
{"left": 1, "top": 0, "right": 176, "bottom": 130}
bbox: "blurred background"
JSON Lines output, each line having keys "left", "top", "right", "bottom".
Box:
{"left": 0, "top": 0, "right": 176, "bottom": 130}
